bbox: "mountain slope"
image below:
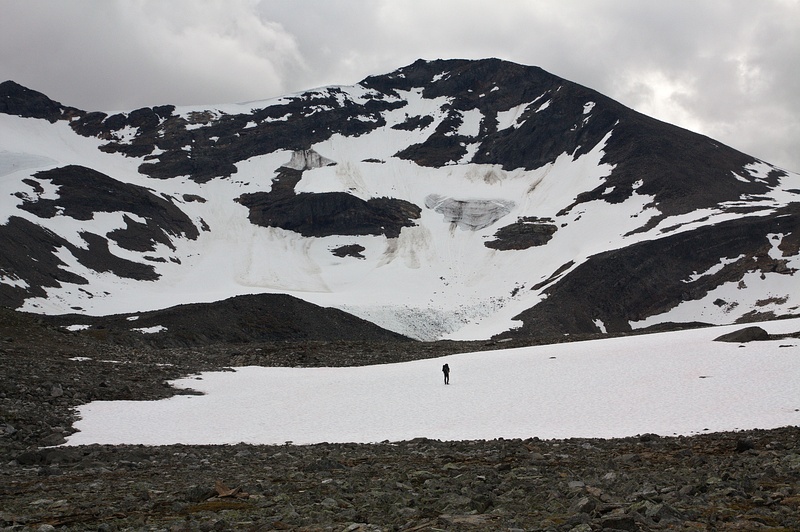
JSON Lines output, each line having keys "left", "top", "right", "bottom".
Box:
{"left": 1, "top": 58, "right": 798, "bottom": 340}
{"left": 41, "top": 293, "right": 412, "bottom": 347}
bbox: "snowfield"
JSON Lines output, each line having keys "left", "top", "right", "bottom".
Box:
{"left": 64, "top": 318, "right": 800, "bottom": 447}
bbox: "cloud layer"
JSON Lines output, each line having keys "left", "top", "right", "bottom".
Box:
{"left": 1, "top": 0, "right": 798, "bottom": 171}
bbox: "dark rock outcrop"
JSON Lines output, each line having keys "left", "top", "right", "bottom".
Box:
{"left": 0, "top": 80, "right": 81, "bottom": 122}
{"left": 331, "top": 244, "right": 366, "bottom": 259}
{"left": 133, "top": 89, "right": 404, "bottom": 183}
{"left": 238, "top": 168, "right": 421, "bottom": 238}
{"left": 485, "top": 217, "right": 558, "bottom": 250}
{"left": 0, "top": 216, "right": 89, "bottom": 308}
{"left": 714, "top": 326, "right": 770, "bottom": 343}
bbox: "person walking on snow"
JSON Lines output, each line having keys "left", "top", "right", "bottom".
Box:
{"left": 442, "top": 363, "right": 450, "bottom": 385}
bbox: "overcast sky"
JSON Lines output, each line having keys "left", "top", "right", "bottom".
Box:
{"left": 2, "top": 0, "right": 798, "bottom": 171}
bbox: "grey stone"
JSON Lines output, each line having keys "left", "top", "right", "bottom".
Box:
{"left": 320, "top": 497, "right": 338, "bottom": 509}
{"left": 570, "top": 496, "right": 597, "bottom": 514}
{"left": 714, "top": 326, "right": 769, "bottom": 343}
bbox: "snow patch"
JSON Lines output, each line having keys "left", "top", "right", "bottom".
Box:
{"left": 63, "top": 318, "right": 800, "bottom": 446}
{"left": 455, "top": 109, "right": 483, "bottom": 137}
{"left": 0, "top": 149, "right": 57, "bottom": 178}
{"left": 0, "top": 272, "right": 28, "bottom": 289}
{"left": 684, "top": 255, "right": 745, "bottom": 283}
{"left": 535, "top": 99, "right": 551, "bottom": 113}
{"left": 767, "top": 233, "right": 786, "bottom": 260}
{"left": 111, "top": 125, "right": 139, "bottom": 143}
{"left": 744, "top": 160, "right": 776, "bottom": 180}
{"left": 495, "top": 93, "right": 547, "bottom": 130}
{"left": 132, "top": 325, "right": 167, "bottom": 334}
{"left": 631, "top": 260, "right": 800, "bottom": 329}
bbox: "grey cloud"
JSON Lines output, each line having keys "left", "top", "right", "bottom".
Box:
{"left": 1, "top": 0, "right": 306, "bottom": 110}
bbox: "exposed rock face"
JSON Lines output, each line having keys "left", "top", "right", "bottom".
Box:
{"left": 0, "top": 214, "right": 168, "bottom": 310}
{"left": 0, "top": 216, "right": 91, "bottom": 308}
{"left": 131, "top": 88, "right": 402, "bottom": 183}
{"left": 425, "top": 194, "right": 514, "bottom": 231}
{"left": 238, "top": 169, "right": 421, "bottom": 238}
{"left": 485, "top": 217, "right": 558, "bottom": 250}
{"left": 331, "top": 244, "right": 366, "bottom": 259}
{"left": 0, "top": 80, "right": 81, "bottom": 122}
{"left": 377, "top": 59, "right": 620, "bottom": 172}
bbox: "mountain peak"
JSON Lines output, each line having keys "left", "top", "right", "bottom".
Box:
{"left": 361, "top": 57, "right": 558, "bottom": 99}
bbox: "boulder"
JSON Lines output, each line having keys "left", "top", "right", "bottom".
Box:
{"left": 714, "top": 326, "right": 769, "bottom": 343}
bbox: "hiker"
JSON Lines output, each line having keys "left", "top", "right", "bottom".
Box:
{"left": 442, "top": 363, "right": 450, "bottom": 385}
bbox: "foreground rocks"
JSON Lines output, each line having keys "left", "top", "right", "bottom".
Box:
{"left": 2, "top": 311, "right": 799, "bottom": 530}
{"left": 3, "top": 429, "right": 800, "bottom": 531}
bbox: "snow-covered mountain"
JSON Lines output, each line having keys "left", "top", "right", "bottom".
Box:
{"left": 1, "top": 58, "right": 798, "bottom": 340}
